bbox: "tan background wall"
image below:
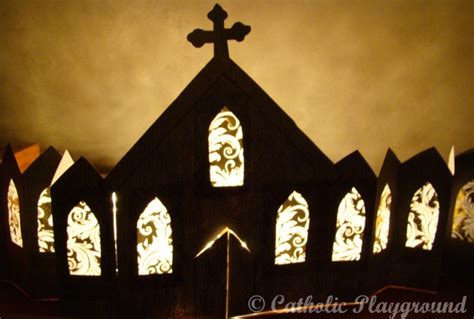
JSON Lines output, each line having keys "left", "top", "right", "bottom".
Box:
{"left": 0, "top": 0, "right": 472, "bottom": 173}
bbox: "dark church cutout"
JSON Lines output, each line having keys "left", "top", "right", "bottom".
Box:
{"left": 50, "top": 157, "right": 116, "bottom": 300}
{"left": 331, "top": 151, "right": 376, "bottom": 265}
{"left": 0, "top": 4, "right": 472, "bottom": 319}
{"left": 367, "top": 149, "right": 400, "bottom": 291}
{"left": 389, "top": 148, "right": 452, "bottom": 291}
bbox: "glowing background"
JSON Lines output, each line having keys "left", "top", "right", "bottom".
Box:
{"left": 0, "top": 0, "right": 472, "bottom": 172}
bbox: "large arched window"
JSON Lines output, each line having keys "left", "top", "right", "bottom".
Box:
{"left": 137, "top": 198, "right": 173, "bottom": 275}
{"left": 332, "top": 187, "right": 366, "bottom": 261}
{"left": 373, "top": 184, "right": 392, "bottom": 254}
{"left": 275, "top": 191, "right": 309, "bottom": 265}
{"left": 38, "top": 187, "right": 54, "bottom": 252}
{"left": 406, "top": 182, "right": 440, "bottom": 250}
{"left": 451, "top": 180, "right": 474, "bottom": 243}
{"left": 208, "top": 107, "right": 244, "bottom": 187}
{"left": 8, "top": 179, "right": 23, "bottom": 247}
{"left": 67, "top": 201, "right": 101, "bottom": 276}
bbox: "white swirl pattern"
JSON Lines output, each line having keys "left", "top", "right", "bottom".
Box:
{"left": 275, "top": 191, "right": 310, "bottom": 265}
{"left": 373, "top": 184, "right": 391, "bottom": 254}
{"left": 67, "top": 201, "right": 101, "bottom": 276}
{"left": 38, "top": 187, "right": 55, "bottom": 253}
{"left": 405, "top": 182, "right": 439, "bottom": 250}
{"left": 209, "top": 107, "right": 244, "bottom": 187}
{"left": 137, "top": 198, "right": 173, "bottom": 275}
{"left": 451, "top": 180, "right": 474, "bottom": 243}
{"left": 332, "top": 187, "right": 366, "bottom": 261}
{"left": 8, "top": 179, "right": 23, "bottom": 247}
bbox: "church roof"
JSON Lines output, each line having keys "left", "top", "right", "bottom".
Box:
{"left": 106, "top": 55, "right": 334, "bottom": 188}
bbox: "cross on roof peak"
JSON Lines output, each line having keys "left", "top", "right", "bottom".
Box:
{"left": 187, "top": 4, "right": 251, "bottom": 59}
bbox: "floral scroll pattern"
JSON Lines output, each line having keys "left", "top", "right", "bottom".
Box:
{"left": 38, "top": 187, "right": 55, "bottom": 253}
{"left": 451, "top": 180, "right": 474, "bottom": 243}
{"left": 67, "top": 201, "right": 101, "bottom": 276}
{"left": 209, "top": 107, "right": 244, "bottom": 187}
{"left": 332, "top": 187, "right": 366, "bottom": 261}
{"left": 275, "top": 191, "right": 310, "bottom": 265}
{"left": 8, "top": 179, "right": 23, "bottom": 247}
{"left": 373, "top": 184, "right": 392, "bottom": 254}
{"left": 137, "top": 198, "right": 173, "bottom": 275}
{"left": 405, "top": 182, "right": 440, "bottom": 250}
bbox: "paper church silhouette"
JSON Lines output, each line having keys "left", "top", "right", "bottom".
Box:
{"left": 0, "top": 4, "right": 473, "bottom": 319}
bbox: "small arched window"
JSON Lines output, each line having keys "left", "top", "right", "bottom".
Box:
{"left": 38, "top": 187, "right": 55, "bottom": 252}
{"left": 275, "top": 191, "right": 309, "bottom": 265}
{"left": 8, "top": 179, "right": 23, "bottom": 247}
{"left": 406, "top": 182, "right": 440, "bottom": 250}
{"left": 208, "top": 107, "right": 244, "bottom": 187}
{"left": 137, "top": 198, "right": 173, "bottom": 275}
{"left": 451, "top": 180, "right": 474, "bottom": 243}
{"left": 67, "top": 201, "right": 101, "bottom": 276}
{"left": 373, "top": 184, "right": 392, "bottom": 254}
{"left": 332, "top": 187, "right": 366, "bottom": 261}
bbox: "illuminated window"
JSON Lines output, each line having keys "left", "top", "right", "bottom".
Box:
{"left": 332, "top": 187, "right": 366, "bottom": 261}
{"left": 112, "top": 192, "right": 119, "bottom": 273}
{"left": 8, "top": 179, "right": 23, "bottom": 247}
{"left": 451, "top": 180, "right": 474, "bottom": 243}
{"left": 275, "top": 191, "right": 309, "bottom": 265}
{"left": 38, "top": 187, "right": 55, "bottom": 253}
{"left": 406, "top": 182, "right": 440, "bottom": 250}
{"left": 137, "top": 198, "right": 173, "bottom": 275}
{"left": 208, "top": 107, "right": 244, "bottom": 187}
{"left": 373, "top": 184, "right": 391, "bottom": 254}
{"left": 67, "top": 201, "right": 101, "bottom": 276}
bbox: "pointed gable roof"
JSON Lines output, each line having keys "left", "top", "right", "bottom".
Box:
{"left": 106, "top": 57, "right": 334, "bottom": 188}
